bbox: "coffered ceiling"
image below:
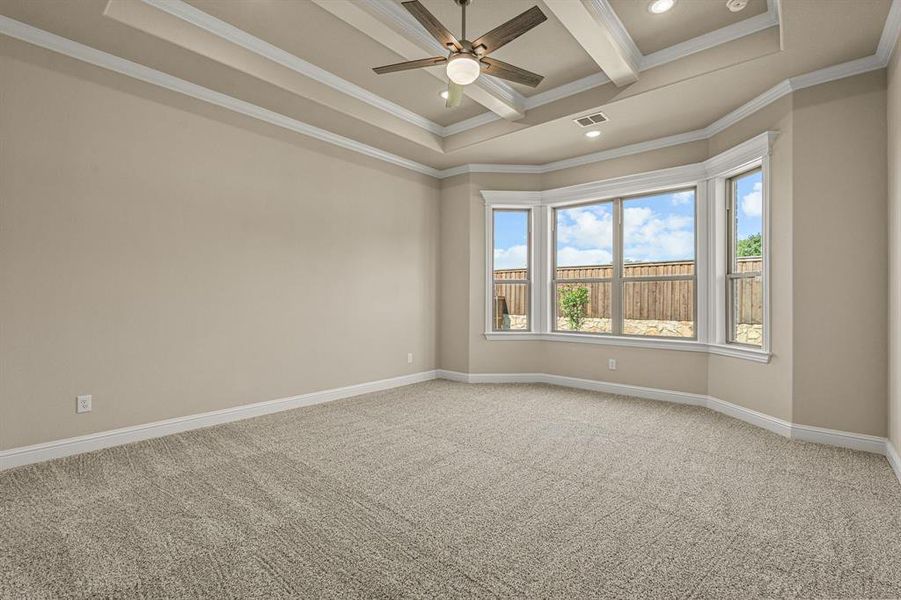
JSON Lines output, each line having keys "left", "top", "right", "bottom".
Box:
{"left": 609, "top": 0, "right": 769, "bottom": 54}
{"left": 0, "top": 0, "right": 896, "bottom": 174}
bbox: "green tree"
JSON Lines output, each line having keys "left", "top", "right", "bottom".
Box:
{"left": 559, "top": 286, "right": 589, "bottom": 330}
{"left": 737, "top": 233, "right": 761, "bottom": 257}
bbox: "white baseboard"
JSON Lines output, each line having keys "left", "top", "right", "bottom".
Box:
{"left": 435, "top": 370, "right": 889, "bottom": 458}
{"left": 0, "top": 370, "right": 438, "bottom": 471}
{"left": 887, "top": 440, "right": 901, "bottom": 485}
{"left": 790, "top": 423, "right": 888, "bottom": 454}
{"left": 438, "top": 370, "right": 709, "bottom": 407}
{"left": 705, "top": 395, "right": 792, "bottom": 438}
{"left": 3, "top": 368, "right": 894, "bottom": 478}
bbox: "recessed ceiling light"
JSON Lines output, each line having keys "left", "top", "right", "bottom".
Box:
{"left": 440, "top": 90, "right": 449, "bottom": 100}
{"left": 648, "top": 0, "right": 676, "bottom": 14}
{"left": 585, "top": 130, "right": 601, "bottom": 139}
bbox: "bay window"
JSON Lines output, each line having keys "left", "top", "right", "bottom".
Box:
{"left": 483, "top": 131, "right": 773, "bottom": 362}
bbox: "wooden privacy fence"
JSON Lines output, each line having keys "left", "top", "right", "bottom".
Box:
{"left": 494, "top": 258, "right": 762, "bottom": 323}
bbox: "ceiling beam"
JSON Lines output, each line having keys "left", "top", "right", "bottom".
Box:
{"left": 311, "top": 0, "right": 525, "bottom": 120}
{"left": 543, "top": 0, "right": 639, "bottom": 87}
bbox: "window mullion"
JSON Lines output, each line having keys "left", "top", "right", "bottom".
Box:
{"left": 612, "top": 198, "right": 624, "bottom": 336}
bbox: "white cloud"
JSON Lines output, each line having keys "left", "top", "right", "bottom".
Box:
{"left": 742, "top": 181, "right": 762, "bottom": 217}
{"left": 557, "top": 205, "right": 613, "bottom": 249}
{"left": 556, "top": 201, "right": 695, "bottom": 264}
{"left": 493, "top": 244, "right": 528, "bottom": 269}
{"left": 622, "top": 207, "right": 694, "bottom": 261}
{"left": 557, "top": 247, "right": 612, "bottom": 267}
{"left": 671, "top": 190, "right": 695, "bottom": 206}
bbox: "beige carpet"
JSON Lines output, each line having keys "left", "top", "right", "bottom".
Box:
{"left": 1, "top": 380, "right": 900, "bottom": 599}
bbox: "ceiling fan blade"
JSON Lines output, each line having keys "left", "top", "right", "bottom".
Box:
{"left": 480, "top": 57, "right": 544, "bottom": 88}
{"left": 373, "top": 56, "right": 447, "bottom": 74}
{"left": 402, "top": 0, "right": 461, "bottom": 51}
{"left": 470, "top": 6, "right": 547, "bottom": 55}
{"left": 445, "top": 82, "right": 464, "bottom": 108}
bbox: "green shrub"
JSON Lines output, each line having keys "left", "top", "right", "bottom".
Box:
{"left": 737, "top": 233, "right": 761, "bottom": 257}
{"left": 559, "top": 286, "right": 589, "bottom": 330}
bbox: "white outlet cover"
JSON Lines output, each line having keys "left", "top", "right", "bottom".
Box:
{"left": 608, "top": 359, "right": 617, "bottom": 370}
{"left": 407, "top": 353, "right": 414, "bottom": 364}
{"left": 76, "top": 394, "right": 92, "bottom": 413}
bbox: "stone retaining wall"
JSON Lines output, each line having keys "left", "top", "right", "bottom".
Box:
{"left": 503, "top": 315, "right": 763, "bottom": 346}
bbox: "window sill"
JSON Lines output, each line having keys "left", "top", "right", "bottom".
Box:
{"left": 483, "top": 331, "right": 771, "bottom": 363}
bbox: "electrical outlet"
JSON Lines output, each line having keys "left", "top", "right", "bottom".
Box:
{"left": 76, "top": 394, "right": 92, "bottom": 414}
{"left": 407, "top": 353, "right": 414, "bottom": 364}
{"left": 608, "top": 359, "right": 617, "bottom": 371}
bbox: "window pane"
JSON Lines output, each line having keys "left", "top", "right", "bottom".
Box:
{"left": 623, "top": 280, "right": 694, "bottom": 338}
{"left": 623, "top": 190, "right": 695, "bottom": 270}
{"left": 730, "top": 276, "right": 763, "bottom": 346}
{"left": 494, "top": 283, "right": 528, "bottom": 331}
{"left": 493, "top": 210, "right": 528, "bottom": 273}
{"left": 555, "top": 282, "right": 612, "bottom": 333}
{"left": 555, "top": 202, "right": 613, "bottom": 276}
{"left": 732, "top": 170, "right": 763, "bottom": 262}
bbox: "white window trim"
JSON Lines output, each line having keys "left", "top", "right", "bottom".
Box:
{"left": 485, "top": 203, "right": 539, "bottom": 333}
{"left": 483, "top": 131, "right": 776, "bottom": 364}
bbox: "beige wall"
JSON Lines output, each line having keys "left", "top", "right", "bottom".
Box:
{"left": 791, "top": 71, "right": 888, "bottom": 436}
{"left": 438, "top": 175, "right": 472, "bottom": 373}
{"left": 708, "top": 96, "right": 794, "bottom": 422}
{"left": 0, "top": 38, "right": 439, "bottom": 449}
{"left": 441, "top": 73, "right": 890, "bottom": 436}
{"left": 889, "top": 39, "right": 901, "bottom": 453}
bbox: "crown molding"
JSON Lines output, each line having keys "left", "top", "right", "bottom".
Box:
{"left": 440, "top": 111, "right": 503, "bottom": 136}
{"left": 143, "top": 0, "right": 524, "bottom": 136}
{"left": 539, "top": 129, "right": 709, "bottom": 174}
{"left": 442, "top": 0, "right": 783, "bottom": 136}
{"left": 478, "top": 131, "right": 774, "bottom": 206}
{"left": 704, "top": 79, "right": 793, "bottom": 137}
{"left": 640, "top": 9, "right": 780, "bottom": 71}
{"left": 524, "top": 72, "right": 611, "bottom": 110}
{"left": 123, "top": 0, "right": 812, "bottom": 145}
{"left": 438, "top": 48, "right": 889, "bottom": 179}
{"left": 878, "top": 0, "right": 901, "bottom": 65}
{"left": 139, "top": 0, "right": 446, "bottom": 136}
{"left": 0, "top": 15, "right": 441, "bottom": 178}
{"left": 2, "top": 0, "right": 896, "bottom": 182}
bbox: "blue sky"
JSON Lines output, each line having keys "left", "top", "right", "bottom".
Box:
{"left": 493, "top": 181, "right": 762, "bottom": 270}
{"left": 735, "top": 170, "right": 763, "bottom": 240}
{"left": 493, "top": 210, "right": 529, "bottom": 270}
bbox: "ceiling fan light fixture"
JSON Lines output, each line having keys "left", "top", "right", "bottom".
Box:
{"left": 648, "top": 0, "right": 676, "bottom": 14}
{"left": 446, "top": 53, "right": 481, "bottom": 86}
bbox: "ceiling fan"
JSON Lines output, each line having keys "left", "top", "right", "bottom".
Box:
{"left": 372, "top": 0, "right": 547, "bottom": 108}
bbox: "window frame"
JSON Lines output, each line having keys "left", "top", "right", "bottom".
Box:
{"left": 481, "top": 131, "right": 774, "bottom": 364}
{"left": 725, "top": 167, "right": 764, "bottom": 347}
{"left": 549, "top": 187, "right": 699, "bottom": 340}
{"left": 550, "top": 198, "right": 615, "bottom": 336}
{"left": 489, "top": 206, "right": 534, "bottom": 332}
